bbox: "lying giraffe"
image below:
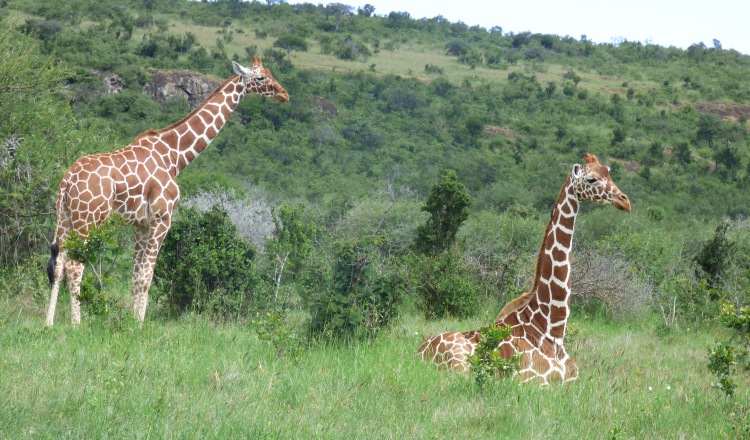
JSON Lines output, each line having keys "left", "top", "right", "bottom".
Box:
{"left": 46, "top": 57, "right": 289, "bottom": 326}
{"left": 418, "top": 153, "right": 631, "bottom": 384}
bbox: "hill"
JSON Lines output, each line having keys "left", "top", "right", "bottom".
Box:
{"left": 4, "top": 0, "right": 749, "bottom": 217}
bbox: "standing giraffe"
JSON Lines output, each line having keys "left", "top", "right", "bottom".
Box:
{"left": 418, "top": 153, "right": 631, "bottom": 384}
{"left": 46, "top": 57, "right": 289, "bottom": 326}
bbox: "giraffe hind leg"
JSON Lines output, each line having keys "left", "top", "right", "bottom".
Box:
{"left": 65, "top": 258, "right": 85, "bottom": 325}
{"left": 45, "top": 246, "right": 68, "bottom": 327}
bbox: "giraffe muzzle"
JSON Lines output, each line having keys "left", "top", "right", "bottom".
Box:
{"left": 614, "top": 193, "right": 631, "bottom": 212}
{"left": 274, "top": 89, "right": 290, "bottom": 103}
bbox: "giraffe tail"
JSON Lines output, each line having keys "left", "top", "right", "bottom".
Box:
{"left": 47, "top": 175, "right": 69, "bottom": 287}
{"left": 47, "top": 242, "right": 59, "bottom": 287}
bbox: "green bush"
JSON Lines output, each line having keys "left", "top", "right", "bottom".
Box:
{"left": 154, "top": 205, "right": 258, "bottom": 319}
{"left": 63, "top": 216, "right": 131, "bottom": 325}
{"left": 413, "top": 169, "right": 472, "bottom": 256}
{"left": 306, "top": 237, "right": 402, "bottom": 340}
{"left": 404, "top": 250, "right": 483, "bottom": 319}
{"left": 467, "top": 324, "right": 521, "bottom": 389}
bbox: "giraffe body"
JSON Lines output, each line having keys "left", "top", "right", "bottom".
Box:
{"left": 46, "top": 58, "right": 288, "bottom": 326}
{"left": 419, "top": 154, "right": 630, "bottom": 384}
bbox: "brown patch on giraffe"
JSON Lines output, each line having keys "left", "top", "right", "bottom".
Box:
{"left": 550, "top": 305, "right": 567, "bottom": 322}
{"left": 553, "top": 264, "right": 568, "bottom": 282}
{"left": 536, "top": 283, "right": 551, "bottom": 304}
{"left": 539, "top": 303, "right": 550, "bottom": 317}
{"left": 555, "top": 229, "right": 573, "bottom": 249}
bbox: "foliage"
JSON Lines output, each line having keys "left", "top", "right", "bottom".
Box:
{"left": 404, "top": 250, "right": 483, "bottom": 319}
{"left": 62, "top": 216, "right": 130, "bottom": 323}
{"left": 306, "top": 237, "right": 402, "bottom": 340}
{"left": 273, "top": 34, "right": 308, "bottom": 55}
{"left": 65, "top": 215, "right": 127, "bottom": 291}
{"left": 264, "top": 201, "right": 318, "bottom": 309}
{"left": 0, "top": 21, "right": 90, "bottom": 267}
{"left": 467, "top": 324, "right": 522, "bottom": 389}
{"left": 413, "top": 170, "right": 472, "bottom": 256}
{"left": 154, "top": 205, "right": 258, "bottom": 319}
{"left": 707, "top": 293, "right": 750, "bottom": 436}
{"left": 695, "top": 221, "right": 736, "bottom": 289}
{"left": 253, "top": 311, "right": 306, "bottom": 362}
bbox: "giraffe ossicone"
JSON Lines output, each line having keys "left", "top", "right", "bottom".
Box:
{"left": 418, "top": 153, "right": 630, "bottom": 384}
{"left": 45, "top": 57, "right": 289, "bottom": 326}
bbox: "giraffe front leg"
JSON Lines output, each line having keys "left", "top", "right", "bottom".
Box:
{"left": 65, "top": 258, "right": 85, "bottom": 325}
{"left": 131, "top": 220, "right": 170, "bottom": 322}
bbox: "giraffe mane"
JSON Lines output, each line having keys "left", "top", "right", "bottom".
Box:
{"left": 134, "top": 75, "right": 239, "bottom": 140}
{"left": 494, "top": 289, "right": 534, "bottom": 325}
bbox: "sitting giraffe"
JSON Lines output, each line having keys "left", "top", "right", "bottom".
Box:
{"left": 46, "top": 57, "right": 289, "bottom": 326}
{"left": 418, "top": 153, "right": 631, "bottom": 384}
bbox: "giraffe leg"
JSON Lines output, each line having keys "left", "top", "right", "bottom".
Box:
{"left": 65, "top": 258, "right": 85, "bottom": 325}
{"left": 131, "top": 226, "right": 149, "bottom": 321}
{"left": 131, "top": 220, "right": 170, "bottom": 322}
{"left": 46, "top": 247, "right": 68, "bottom": 327}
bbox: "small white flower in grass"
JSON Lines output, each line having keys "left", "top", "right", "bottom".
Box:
{"left": 666, "top": 385, "right": 671, "bottom": 390}
{"left": 648, "top": 386, "right": 653, "bottom": 391}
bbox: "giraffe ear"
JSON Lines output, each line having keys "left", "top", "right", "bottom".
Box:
{"left": 572, "top": 164, "right": 582, "bottom": 178}
{"left": 232, "top": 61, "right": 251, "bottom": 78}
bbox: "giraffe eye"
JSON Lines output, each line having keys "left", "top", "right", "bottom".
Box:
{"left": 586, "top": 178, "right": 598, "bottom": 184}
{"left": 256, "top": 76, "right": 265, "bottom": 82}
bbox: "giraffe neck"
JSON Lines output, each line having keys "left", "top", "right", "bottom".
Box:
{"left": 146, "top": 75, "right": 246, "bottom": 174}
{"left": 523, "top": 175, "right": 578, "bottom": 340}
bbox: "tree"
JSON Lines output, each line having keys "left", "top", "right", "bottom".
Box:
{"left": 697, "top": 113, "right": 723, "bottom": 150}
{"left": 273, "top": 34, "right": 308, "bottom": 55}
{"left": 357, "top": 4, "right": 375, "bottom": 17}
{"left": 445, "top": 38, "right": 470, "bottom": 57}
{"left": 325, "top": 3, "right": 353, "bottom": 32}
{"left": 0, "top": 21, "right": 86, "bottom": 266}
{"left": 413, "top": 170, "right": 472, "bottom": 255}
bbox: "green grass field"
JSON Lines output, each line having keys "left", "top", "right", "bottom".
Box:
{"left": 1, "top": 292, "right": 746, "bottom": 439}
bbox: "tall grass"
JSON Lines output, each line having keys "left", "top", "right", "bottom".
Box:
{"left": 0, "top": 293, "right": 745, "bottom": 439}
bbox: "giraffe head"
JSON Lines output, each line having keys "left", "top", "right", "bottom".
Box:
{"left": 232, "top": 56, "right": 289, "bottom": 103}
{"left": 571, "top": 153, "right": 631, "bottom": 212}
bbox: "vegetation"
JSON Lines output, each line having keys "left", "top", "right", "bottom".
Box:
{"left": 1, "top": 0, "right": 750, "bottom": 437}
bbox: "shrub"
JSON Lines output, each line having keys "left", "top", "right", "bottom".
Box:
{"left": 695, "top": 221, "right": 736, "bottom": 290}
{"left": 413, "top": 169, "right": 472, "bottom": 256}
{"left": 404, "top": 250, "right": 483, "bottom": 319}
{"left": 467, "top": 324, "right": 521, "bottom": 389}
{"left": 63, "top": 216, "right": 131, "bottom": 325}
{"left": 708, "top": 301, "right": 750, "bottom": 436}
{"left": 571, "top": 247, "right": 653, "bottom": 318}
{"left": 253, "top": 312, "right": 306, "bottom": 362}
{"left": 306, "top": 237, "right": 402, "bottom": 340}
{"left": 154, "top": 205, "right": 258, "bottom": 319}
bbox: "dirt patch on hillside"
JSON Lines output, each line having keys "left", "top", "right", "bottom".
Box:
{"left": 484, "top": 125, "right": 518, "bottom": 139}
{"left": 679, "top": 102, "right": 750, "bottom": 122}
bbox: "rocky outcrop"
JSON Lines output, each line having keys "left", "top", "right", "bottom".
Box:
{"left": 90, "top": 69, "right": 124, "bottom": 95}
{"left": 142, "top": 69, "right": 220, "bottom": 108}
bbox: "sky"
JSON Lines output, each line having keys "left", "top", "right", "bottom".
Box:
{"left": 288, "top": 0, "right": 750, "bottom": 54}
